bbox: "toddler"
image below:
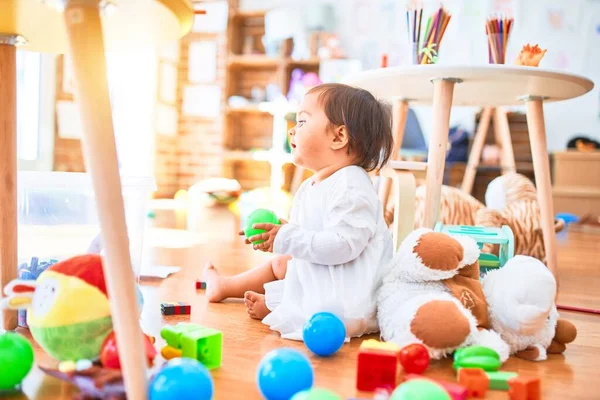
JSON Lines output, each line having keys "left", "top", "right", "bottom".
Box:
{"left": 203, "top": 83, "right": 394, "bottom": 340}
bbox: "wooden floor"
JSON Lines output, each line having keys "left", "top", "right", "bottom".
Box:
{"left": 12, "top": 203, "right": 600, "bottom": 399}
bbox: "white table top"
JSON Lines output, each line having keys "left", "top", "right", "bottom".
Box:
{"left": 343, "top": 65, "right": 594, "bottom": 107}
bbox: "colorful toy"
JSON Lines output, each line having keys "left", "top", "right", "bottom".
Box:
{"left": 0, "top": 332, "right": 34, "bottom": 391}
{"left": 356, "top": 339, "right": 400, "bottom": 392}
{"left": 291, "top": 388, "right": 342, "bottom": 400}
{"left": 508, "top": 376, "right": 541, "bottom": 400}
{"left": 99, "top": 331, "right": 157, "bottom": 369}
{"left": 196, "top": 280, "right": 207, "bottom": 290}
{"left": 1, "top": 254, "right": 113, "bottom": 361}
{"left": 457, "top": 368, "right": 489, "bottom": 398}
{"left": 256, "top": 348, "right": 314, "bottom": 400}
{"left": 398, "top": 343, "right": 430, "bottom": 374}
{"left": 482, "top": 256, "right": 577, "bottom": 360}
{"left": 403, "top": 375, "right": 466, "bottom": 400}
{"left": 161, "top": 302, "right": 191, "bottom": 316}
{"left": 244, "top": 208, "right": 280, "bottom": 245}
{"left": 486, "top": 371, "right": 518, "bottom": 390}
{"left": 453, "top": 345, "right": 501, "bottom": 372}
{"left": 149, "top": 357, "right": 214, "bottom": 400}
{"left": 434, "top": 223, "right": 514, "bottom": 277}
{"left": 390, "top": 379, "right": 451, "bottom": 400}
{"left": 160, "top": 323, "right": 222, "bottom": 370}
{"left": 302, "top": 312, "right": 346, "bottom": 357}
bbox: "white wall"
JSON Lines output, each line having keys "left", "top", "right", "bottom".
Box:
{"left": 242, "top": 0, "right": 600, "bottom": 151}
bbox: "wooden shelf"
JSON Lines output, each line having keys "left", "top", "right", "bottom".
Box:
{"left": 285, "top": 58, "right": 321, "bottom": 68}
{"left": 232, "top": 10, "right": 268, "bottom": 19}
{"left": 226, "top": 105, "right": 271, "bottom": 115}
{"left": 224, "top": 150, "right": 292, "bottom": 164}
{"left": 227, "top": 54, "right": 279, "bottom": 68}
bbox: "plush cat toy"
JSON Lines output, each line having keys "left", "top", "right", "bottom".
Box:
{"left": 2, "top": 254, "right": 113, "bottom": 361}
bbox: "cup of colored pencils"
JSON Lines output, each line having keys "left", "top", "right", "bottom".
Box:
{"left": 486, "top": 15, "right": 514, "bottom": 64}
{"left": 406, "top": 4, "right": 451, "bottom": 65}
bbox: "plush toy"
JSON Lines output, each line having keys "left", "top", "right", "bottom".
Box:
{"left": 482, "top": 255, "right": 577, "bottom": 361}
{"left": 2, "top": 254, "right": 112, "bottom": 361}
{"left": 377, "top": 228, "right": 511, "bottom": 361}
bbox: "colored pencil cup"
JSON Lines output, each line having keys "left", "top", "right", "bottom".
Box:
{"left": 419, "top": 42, "right": 440, "bottom": 64}
{"left": 409, "top": 42, "right": 419, "bottom": 65}
{"left": 487, "top": 33, "right": 509, "bottom": 64}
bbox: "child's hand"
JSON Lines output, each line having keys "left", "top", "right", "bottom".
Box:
{"left": 238, "top": 219, "right": 287, "bottom": 251}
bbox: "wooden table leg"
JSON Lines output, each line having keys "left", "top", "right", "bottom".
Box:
{"left": 0, "top": 42, "right": 18, "bottom": 330}
{"left": 423, "top": 79, "right": 457, "bottom": 228}
{"left": 392, "top": 171, "right": 416, "bottom": 250}
{"left": 461, "top": 107, "right": 493, "bottom": 194}
{"left": 525, "top": 98, "right": 558, "bottom": 280}
{"left": 63, "top": 2, "right": 147, "bottom": 399}
{"left": 378, "top": 99, "right": 408, "bottom": 211}
{"left": 493, "top": 107, "right": 516, "bottom": 174}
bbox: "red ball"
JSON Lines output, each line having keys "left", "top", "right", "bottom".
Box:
{"left": 100, "top": 331, "right": 157, "bottom": 369}
{"left": 399, "top": 343, "right": 430, "bottom": 374}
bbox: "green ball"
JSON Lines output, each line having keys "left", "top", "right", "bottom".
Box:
{"left": 244, "top": 209, "right": 280, "bottom": 245}
{"left": 0, "top": 332, "right": 35, "bottom": 390}
{"left": 391, "top": 379, "right": 451, "bottom": 400}
{"left": 291, "top": 388, "right": 343, "bottom": 400}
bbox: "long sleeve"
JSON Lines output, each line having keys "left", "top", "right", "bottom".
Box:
{"left": 273, "top": 180, "right": 377, "bottom": 265}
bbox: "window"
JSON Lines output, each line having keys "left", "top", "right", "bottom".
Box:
{"left": 16, "top": 50, "right": 56, "bottom": 171}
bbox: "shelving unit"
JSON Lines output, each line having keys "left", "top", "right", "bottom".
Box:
{"left": 223, "top": 6, "right": 319, "bottom": 191}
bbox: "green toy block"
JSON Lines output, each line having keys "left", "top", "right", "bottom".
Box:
{"left": 486, "top": 371, "right": 518, "bottom": 390}
{"left": 160, "top": 323, "right": 223, "bottom": 370}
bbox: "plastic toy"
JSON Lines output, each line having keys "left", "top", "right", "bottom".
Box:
{"left": 390, "top": 379, "right": 451, "bottom": 400}
{"left": 486, "top": 371, "right": 518, "bottom": 390}
{"left": 457, "top": 368, "right": 489, "bottom": 398}
{"left": 196, "top": 280, "right": 207, "bottom": 290}
{"left": 291, "top": 388, "right": 342, "bottom": 400}
{"left": 0, "top": 332, "right": 34, "bottom": 391}
{"left": 453, "top": 345, "right": 501, "bottom": 371}
{"left": 160, "top": 323, "right": 222, "bottom": 370}
{"left": 1, "top": 254, "right": 113, "bottom": 361}
{"left": 302, "top": 312, "right": 346, "bottom": 357}
{"left": 161, "top": 302, "right": 191, "bottom": 316}
{"left": 434, "top": 223, "right": 514, "bottom": 276}
{"left": 403, "top": 375, "right": 466, "bottom": 400}
{"left": 356, "top": 339, "right": 400, "bottom": 392}
{"left": 398, "top": 343, "right": 430, "bottom": 374}
{"left": 508, "top": 376, "right": 541, "bottom": 400}
{"left": 149, "top": 358, "right": 214, "bottom": 400}
{"left": 256, "top": 348, "right": 314, "bottom": 400}
{"left": 99, "top": 331, "right": 157, "bottom": 369}
{"left": 244, "top": 209, "right": 280, "bottom": 245}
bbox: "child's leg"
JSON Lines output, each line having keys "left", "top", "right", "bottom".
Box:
{"left": 244, "top": 255, "right": 290, "bottom": 320}
{"left": 203, "top": 255, "right": 290, "bottom": 303}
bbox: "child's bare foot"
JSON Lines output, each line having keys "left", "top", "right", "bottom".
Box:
{"left": 244, "top": 291, "right": 270, "bottom": 320}
{"left": 203, "top": 262, "right": 227, "bottom": 302}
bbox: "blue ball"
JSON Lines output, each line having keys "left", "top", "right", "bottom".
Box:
{"left": 257, "top": 348, "right": 314, "bottom": 400}
{"left": 302, "top": 312, "right": 346, "bottom": 357}
{"left": 149, "top": 358, "right": 214, "bottom": 400}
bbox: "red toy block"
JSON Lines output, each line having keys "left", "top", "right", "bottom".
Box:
{"left": 457, "top": 368, "right": 489, "bottom": 398}
{"left": 356, "top": 348, "right": 399, "bottom": 392}
{"left": 404, "top": 374, "right": 467, "bottom": 400}
{"left": 196, "top": 280, "right": 207, "bottom": 290}
{"left": 161, "top": 302, "right": 191, "bottom": 316}
{"left": 508, "top": 376, "right": 541, "bottom": 400}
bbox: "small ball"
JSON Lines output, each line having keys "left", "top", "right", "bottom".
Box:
{"left": 149, "top": 358, "right": 213, "bottom": 400}
{"left": 390, "top": 379, "right": 451, "bottom": 400}
{"left": 244, "top": 209, "right": 280, "bottom": 245}
{"left": 291, "top": 387, "right": 342, "bottom": 400}
{"left": 257, "top": 348, "right": 314, "bottom": 400}
{"left": 0, "top": 332, "right": 34, "bottom": 390}
{"left": 398, "top": 343, "right": 430, "bottom": 374}
{"left": 302, "top": 312, "right": 346, "bottom": 357}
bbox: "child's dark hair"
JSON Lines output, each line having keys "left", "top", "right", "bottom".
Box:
{"left": 307, "top": 83, "right": 394, "bottom": 172}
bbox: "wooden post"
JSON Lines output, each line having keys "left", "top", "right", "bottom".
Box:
{"left": 525, "top": 98, "right": 558, "bottom": 281}
{"left": 63, "top": 2, "right": 147, "bottom": 399}
{"left": 493, "top": 107, "right": 516, "bottom": 174}
{"left": 461, "top": 107, "right": 493, "bottom": 194}
{"left": 0, "top": 42, "right": 18, "bottom": 330}
{"left": 423, "top": 79, "right": 457, "bottom": 228}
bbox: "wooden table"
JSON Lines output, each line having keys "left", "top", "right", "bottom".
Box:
{"left": 344, "top": 64, "right": 594, "bottom": 279}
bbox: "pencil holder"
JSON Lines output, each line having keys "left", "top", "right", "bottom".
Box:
{"left": 419, "top": 42, "right": 440, "bottom": 64}
{"left": 487, "top": 33, "right": 509, "bottom": 64}
{"left": 409, "top": 42, "right": 419, "bottom": 64}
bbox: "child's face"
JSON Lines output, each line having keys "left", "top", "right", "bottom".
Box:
{"left": 289, "top": 92, "right": 331, "bottom": 171}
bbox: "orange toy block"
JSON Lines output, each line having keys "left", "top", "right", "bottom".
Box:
{"left": 457, "top": 368, "right": 489, "bottom": 398}
{"left": 508, "top": 376, "right": 541, "bottom": 400}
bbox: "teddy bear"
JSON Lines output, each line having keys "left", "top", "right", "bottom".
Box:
{"left": 377, "top": 228, "right": 511, "bottom": 361}
{"left": 377, "top": 228, "right": 576, "bottom": 362}
{"left": 482, "top": 255, "right": 577, "bottom": 361}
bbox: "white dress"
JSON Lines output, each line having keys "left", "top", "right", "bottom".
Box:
{"left": 263, "top": 166, "right": 393, "bottom": 341}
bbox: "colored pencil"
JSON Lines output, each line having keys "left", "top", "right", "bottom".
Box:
{"left": 486, "top": 15, "right": 514, "bottom": 64}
